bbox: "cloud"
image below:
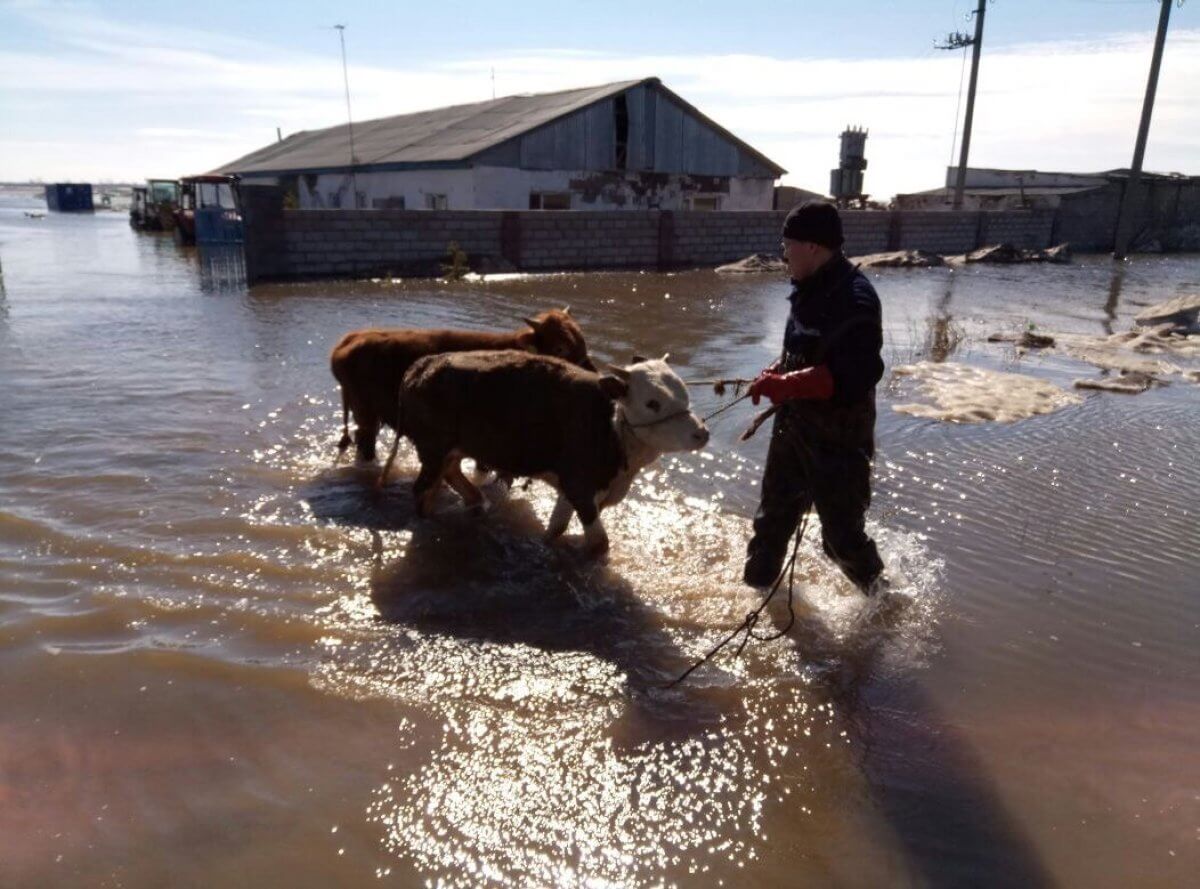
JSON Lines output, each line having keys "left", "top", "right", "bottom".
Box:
{"left": 1, "top": 2, "right": 1197, "bottom": 197}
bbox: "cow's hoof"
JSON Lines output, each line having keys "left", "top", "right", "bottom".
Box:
{"left": 584, "top": 540, "right": 611, "bottom": 560}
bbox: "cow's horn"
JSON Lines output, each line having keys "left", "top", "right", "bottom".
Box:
{"left": 523, "top": 316, "right": 542, "bottom": 332}
{"left": 561, "top": 305, "right": 571, "bottom": 315}
{"left": 661, "top": 352, "right": 671, "bottom": 362}
{"left": 631, "top": 354, "right": 648, "bottom": 364}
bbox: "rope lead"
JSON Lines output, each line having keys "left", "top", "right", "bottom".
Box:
{"left": 664, "top": 512, "right": 810, "bottom": 689}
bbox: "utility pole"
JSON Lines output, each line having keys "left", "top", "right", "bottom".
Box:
{"left": 333, "top": 24, "right": 360, "bottom": 207}
{"left": 937, "top": 0, "right": 988, "bottom": 209}
{"left": 1113, "top": 0, "right": 1175, "bottom": 260}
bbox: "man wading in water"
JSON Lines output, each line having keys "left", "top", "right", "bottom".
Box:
{"left": 744, "top": 201, "right": 886, "bottom": 595}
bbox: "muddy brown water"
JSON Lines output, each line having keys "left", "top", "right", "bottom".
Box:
{"left": 1, "top": 202, "right": 1197, "bottom": 888}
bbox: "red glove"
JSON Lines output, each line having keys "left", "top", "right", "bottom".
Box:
{"left": 749, "top": 365, "right": 834, "bottom": 405}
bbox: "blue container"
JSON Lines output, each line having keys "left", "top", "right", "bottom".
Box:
{"left": 45, "top": 183, "right": 94, "bottom": 212}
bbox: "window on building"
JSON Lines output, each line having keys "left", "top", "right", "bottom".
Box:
{"left": 687, "top": 195, "right": 721, "bottom": 211}
{"left": 528, "top": 192, "right": 571, "bottom": 210}
{"left": 425, "top": 193, "right": 448, "bottom": 210}
{"left": 614, "top": 94, "right": 629, "bottom": 170}
{"left": 372, "top": 196, "right": 406, "bottom": 209}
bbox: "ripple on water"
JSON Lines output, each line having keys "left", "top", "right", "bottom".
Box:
{"left": 253, "top": 410, "right": 946, "bottom": 886}
{"left": 877, "top": 393, "right": 1199, "bottom": 692}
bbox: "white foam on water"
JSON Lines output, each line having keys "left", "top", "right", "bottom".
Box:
{"left": 892, "top": 361, "right": 1082, "bottom": 423}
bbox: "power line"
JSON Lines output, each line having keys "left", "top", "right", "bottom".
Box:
{"left": 947, "top": 43, "right": 970, "bottom": 167}
{"left": 332, "top": 24, "right": 360, "bottom": 207}
{"left": 936, "top": 0, "right": 989, "bottom": 210}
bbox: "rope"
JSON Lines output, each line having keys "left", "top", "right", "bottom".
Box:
{"left": 680, "top": 376, "right": 760, "bottom": 424}
{"left": 684, "top": 377, "right": 755, "bottom": 395}
{"left": 700, "top": 392, "right": 751, "bottom": 423}
{"left": 664, "top": 511, "right": 810, "bottom": 689}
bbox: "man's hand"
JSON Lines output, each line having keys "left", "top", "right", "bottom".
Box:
{"left": 748, "top": 365, "right": 835, "bottom": 405}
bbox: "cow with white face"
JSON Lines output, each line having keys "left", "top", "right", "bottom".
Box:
{"left": 388, "top": 350, "right": 709, "bottom": 557}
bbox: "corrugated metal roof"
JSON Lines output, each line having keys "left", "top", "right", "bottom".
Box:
{"left": 215, "top": 78, "right": 785, "bottom": 177}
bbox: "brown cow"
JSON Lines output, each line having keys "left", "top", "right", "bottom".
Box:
{"left": 387, "top": 351, "right": 709, "bottom": 557}
{"left": 330, "top": 308, "right": 592, "bottom": 461}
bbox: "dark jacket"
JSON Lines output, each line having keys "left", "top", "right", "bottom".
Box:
{"left": 779, "top": 254, "right": 884, "bottom": 448}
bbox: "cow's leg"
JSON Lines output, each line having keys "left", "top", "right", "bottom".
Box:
{"left": 565, "top": 484, "right": 608, "bottom": 558}
{"left": 470, "top": 461, "right": 512, "bottom": 498}
{"left": 352, "top": 402, "right": 380, "bottom": 462}
{"left": 378, "top": 427, "right": 405, "bottom": 488}
{"left": 581, "top": 514, "right": 609, "bottom": 558}
{"left": 544, "top": 493, "right": 574, "bottom": 542}
{"left": 412, "top": 447, "right": 453, "bottom": 518}
{"left": 336, "top": 387, "right": 352, "bottom": 454}
{"left": 444, "top": 458, "right": 485, "bottom": 510}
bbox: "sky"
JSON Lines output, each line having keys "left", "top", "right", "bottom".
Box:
{"left": 1, "top": 0, "right": 1197, "bottom": 198}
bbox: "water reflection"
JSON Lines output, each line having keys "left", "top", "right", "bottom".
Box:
{"left": 924, "top": 279, "right": 963, "bottom": 363}
{"left": 198, "top": 243, "right": 247, "bottom": 292}
{"left": 1103, "top": 264, "right": 1126, "bottom": 335}
{"left": 0, "top": 253, "right": 8, "bottom": 326}
{"left": 786, "top": 610, "right": 1054, "bottom": 888}
{"left": 369, "top": 504, "right": 694, "bottom": 701}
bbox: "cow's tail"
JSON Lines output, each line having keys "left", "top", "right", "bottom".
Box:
{"left": 378, "top": 391, "right": 404, "bottom": 488}
{"left": 336, "top": 387, "right": 352, "bottom": 453}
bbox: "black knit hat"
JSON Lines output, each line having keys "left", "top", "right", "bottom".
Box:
{"left": 782, "top": 200, "right": 844, "bottom": 249}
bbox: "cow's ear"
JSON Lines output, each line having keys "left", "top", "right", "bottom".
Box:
{"left": 605, "top": 363, "right": 631, "bottom": 381}
{"left": 523, "top": 317, "right": 542, "bottom": 332}
{"left": 598, "top": 375, "right": 628, "bottom": 400}
{"left": 631, "top": 354, "right": 648, "bottom": 364}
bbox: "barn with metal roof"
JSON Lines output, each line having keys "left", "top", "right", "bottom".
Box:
{"left": 215, "top": 78, "right": 785, "bottom": 211}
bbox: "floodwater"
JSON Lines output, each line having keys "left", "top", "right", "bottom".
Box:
{"left": 1, "top": 200, "right": 1197, "bottom": 888}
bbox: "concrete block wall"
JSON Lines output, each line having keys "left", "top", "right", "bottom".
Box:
{"left": 1056, "top": 181, "right": 1200, "bottom": 251}
{"left": 281, "top": 208, "right": 505, "bottom": 278}
{"left": 980, "top": 209, "right": 1057, "bottom": 248}
{"left": 1136, "top": 181, "right": 1200, "bottom": 248}
{"left": 1055, "top": 185, "right": 1121, "bottom": 251}
{"left": 516, "top": 211, "right": 659, "bottom": 270}
{"left": 672, "top": 211, "right": 785, "bottom": 265}
{"left": 246, "top": 197, "right": 1082, "bottom": 283}
{"left": 840, "top": 212, "right": 891, "bottom": 255}
{"left": 891, "top": 211, "right": 982, "bottom": 254}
